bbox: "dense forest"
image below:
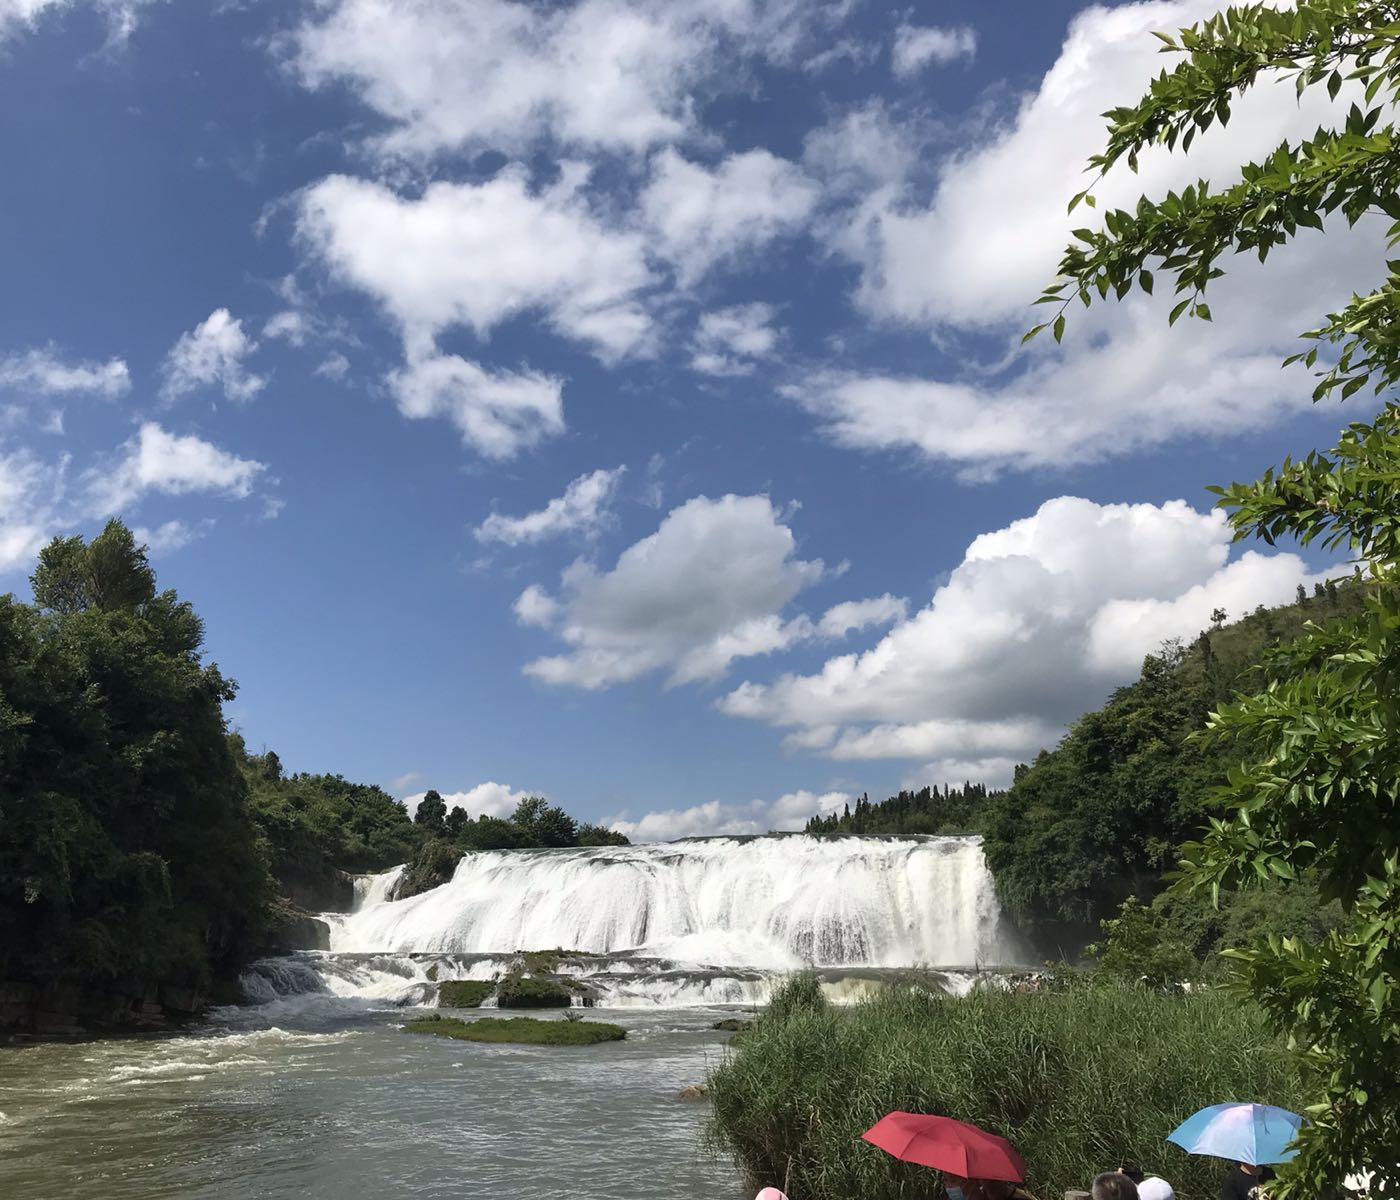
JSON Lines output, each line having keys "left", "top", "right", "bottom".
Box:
{"left": 0, "top": 522, "right": 624, "bottom": 1017}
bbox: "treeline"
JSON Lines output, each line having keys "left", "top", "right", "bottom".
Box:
{"left": 0, "top": 521, "right": 621, "bottom": 1010}
{"left": 804, "top": 783, "right": 1000, "bottom": 836}
{"left": 398, "top": 792, "right": 628, "bottom": 898}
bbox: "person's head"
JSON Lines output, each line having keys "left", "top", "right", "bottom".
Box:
{"left": 1094, "top": 1172, "right": 1140, "bottom": 1200}
{"left": 754, "top": 1190, "right": 789, "bottom": 1200}
{"left": 1238, "top": 1164, "right": 1261, "bottom": 1177}
{"left": 1119, "top": 1166, "right": 1145, "bottom": 1185}
{"left": 1138, "top": 1177, "right": 1175, "bottom": 1200}
{"left": 946, "top": 1176, "right": 1018, "bottom": 1200}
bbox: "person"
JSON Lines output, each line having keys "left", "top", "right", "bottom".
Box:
{"left": 1138, "top": 1176, "right": 1175, "bottom": 1200}
{"left": 945, "top": 1174, "right": 1039, "bottom": 1200}
{"left": 1120, "top": 1163, "right": 1174, "bottom": 1200}
{"left": 1222, "top": 1163, "right": 1275, "bottom": 1200}
{"left": 1093, "top": 1172, "right": 1139, "bottom": 1200}
{"left": 754, "top": 1190, "right": 789, "bottom": 1200}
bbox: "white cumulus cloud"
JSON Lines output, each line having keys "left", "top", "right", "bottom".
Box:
{"left": 721, "top": 496, "right": 1323, "bottom": 785}
{"left": 0, "top": 448, "right": 58, "bottom": 572}
{"left": 807, "top": 1, "right": 1386, "bottom": 474}
{"left": 0, "top": 0, "right": 154, "bottom": 44}
{"left": 518, "top": 493, "right": 825, "bottom": 689}
{"left": 388, "top": 352, "right": 564, "bottom": 461}
{"left": 475, "top": 467, "right": 626, "bottom": 546}
{"left": 690, "top": 304, "right": 782, "bottom": 377}
{"left": 605, "top": 788, "right": 849, "bottom": 842}
{"left": 88, "top": 422, "right": 265, "bottom": 514}
{"left": 0, "top": 348, "right": 130, "bottom": 398}
{"left": 642, "top": 148, "right": 817, "bottom": 286}
{"left": 131, "top": 518, "right": 210, "bottom": 556}
{"left": 817, "top": 594, "right": 907, "bottom": 639}
{"left": 298, "top": 168, "right": 655, "bottom": 364}
{"left": 161, "top": 309, "right": 268, "bottom": 404}
{"left": 401, "top": 781, "right": 534, "bottom": 820}
{"left": 282, "top": 0, "right": 859, "bottom": 161}
{"left": 891, "top": 24, "right": 976, "bottom": 76}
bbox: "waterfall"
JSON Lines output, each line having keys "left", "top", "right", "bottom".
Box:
{"left": 351, "top": 865, "right": 404, "bottom": 909}
{"left": 332, "top": 835, "right": 1014, "bottom": 970}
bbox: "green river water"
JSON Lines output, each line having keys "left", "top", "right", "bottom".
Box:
{"left": 0, "top": 1003, "right": 746, "bottom": 1199}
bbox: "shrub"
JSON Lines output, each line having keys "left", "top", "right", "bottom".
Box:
{"left": 766, "top": 971, "right": 825, "bottom": 1022}
{"left": 706, "top": 980, "right": 1303, "bottom": 1200}
{"left": 437, "top": 980, "right": 493, "bottom": 1008}
{"left": 405, "top": 1015, "right": 624, "bottom": 1046}
{"left": 496, "top": 973, "right": 572, "bottom": 1008}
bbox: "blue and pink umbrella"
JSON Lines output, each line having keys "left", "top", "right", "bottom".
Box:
{"left": 1167, "top": 1103, "right": 1304, "bottom": 1166}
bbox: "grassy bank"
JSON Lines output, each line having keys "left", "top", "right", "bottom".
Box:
{"left": 706, "top": 976, "right": 1303, "bottom": 1200}
{"left": 406, "top": 1014, "right": 626, "bottom": 1046}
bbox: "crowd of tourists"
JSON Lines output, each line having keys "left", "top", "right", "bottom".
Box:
{"left": 752, "top": 1162, "right": 1271, "bottom": 1200}
{"left": 752, "top": 1101, "right": 1300, "bottom": 1200}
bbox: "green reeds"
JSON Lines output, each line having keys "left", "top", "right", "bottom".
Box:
{"left": 706, "top": 975, "right": 1303, "bottom": 1200}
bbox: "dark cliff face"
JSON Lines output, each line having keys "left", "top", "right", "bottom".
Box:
{"left": 0, "top": 977, "right": 208, "bottom": 1039}
{"left": 259, "top": 905, "right": 332, "bottom": 954}
{"left": 275, "top": 867, "right": 355, "bottom": 915}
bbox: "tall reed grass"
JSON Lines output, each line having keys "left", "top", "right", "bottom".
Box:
{"left": 706, "top": 976, "right": 1303, "bottom": 1200}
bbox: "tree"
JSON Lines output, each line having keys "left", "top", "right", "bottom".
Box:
{"left": 577, "top": 822, "right": 630, "bottom": 847}
{"left": 31, "top": 519, "right": 156, "bottom": 614}
{"left": 2, "top": 522, "right": 267, "bottom": 991}
{"left": 1037, "top": 4, "right": 1400, "bottom": 1191}
{"left": 415, "top": 789, "right": 447, "bottom": 837}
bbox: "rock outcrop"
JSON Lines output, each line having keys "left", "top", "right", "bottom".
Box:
{"left": 0, "top": 977, "right": 207, "bottom": 1038}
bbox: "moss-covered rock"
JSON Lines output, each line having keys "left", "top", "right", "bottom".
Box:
{"left": 496, "top": 973, "right": 573, "bottom": 1008}
{"left": 405, "top": 1015, "right": 625, "bottom": 1046}
{"left": 518, "top": 948, "right": 585, "bottom": 974}
{"left": 438, "top": 980, "right": 494, "bottom": 1008}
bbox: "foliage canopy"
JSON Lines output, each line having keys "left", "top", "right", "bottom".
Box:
{"left": 1038, "top": 2, "right": 1400, "bottom": 1190}
{"left": 0, "top": 522, "right": 266, "bottom": 989}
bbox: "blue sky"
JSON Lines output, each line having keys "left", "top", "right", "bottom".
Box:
{"left": 0, "top": 0, "right": 1374, "bottom": 839}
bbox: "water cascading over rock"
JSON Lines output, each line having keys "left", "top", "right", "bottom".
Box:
{"left": 331, "top": 835, "right": 1013, "bottom": 970}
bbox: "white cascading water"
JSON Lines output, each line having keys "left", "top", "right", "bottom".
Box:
{"left": 334, "top": 835, "right": 1012, "bottom": 968}
{"left": 240, "top": 835, "right": 1022, "bottom": 1012}
{"left": 352, "top": 865, "right": 404, "bottom": 908}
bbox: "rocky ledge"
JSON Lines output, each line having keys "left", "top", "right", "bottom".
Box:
{"left": 0, "top": 977, "right": 207, "bottom": 1039}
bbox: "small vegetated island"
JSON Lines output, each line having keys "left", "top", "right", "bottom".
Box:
{"left": 406, "top": 1014, "right": 626, "bottom": 1047}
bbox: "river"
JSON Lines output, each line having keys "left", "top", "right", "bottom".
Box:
{"left": 0, "top": 1000, "right": 745, "bottom": 1199}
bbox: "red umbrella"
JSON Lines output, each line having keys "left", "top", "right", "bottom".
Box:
{"left": 862, "top": 1112, "right": 1026, "bottom": 1181}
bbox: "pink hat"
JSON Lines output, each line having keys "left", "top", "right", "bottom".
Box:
{"left": 755, "top": 1190, "right": 790, "bottom": 1200}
